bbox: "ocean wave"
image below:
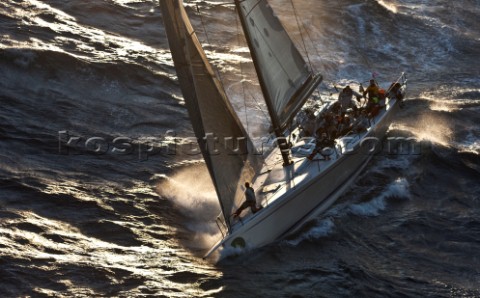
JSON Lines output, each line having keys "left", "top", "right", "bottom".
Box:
{"left": 0, "top": 47, "right": 184, "bottom": 140}
{"left": 348, "top": 178, "right": 411, "bottom": 217}
{"left": 1, "top": 0, "right": 479, "bottom": 296}
{"left": 283, "top": 217, "right": 335, "bottom": 246}
{"left": 0, "top": 47, "right": 167, "bottom": 86}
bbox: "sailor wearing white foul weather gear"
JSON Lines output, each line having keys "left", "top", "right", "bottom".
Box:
{"left": 338, "top": 85, "right": 361, "bottom": 113}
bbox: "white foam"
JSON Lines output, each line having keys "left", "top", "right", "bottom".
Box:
{"left": 217, "top": 245, "right": 250, "bottom": 260}
{"left": 349, "top": 177, "right": 411, "bottom": 217}
{"left": 349, "top": 195, "right": 387, "bottom": 217}
{"left": 280, "top": 177, "right": 411, "bottom": 246}
{"left": 284, "top": 217, "right": 335, "bottom": 246}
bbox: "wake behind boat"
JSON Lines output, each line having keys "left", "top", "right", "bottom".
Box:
{"left": 160, "top": 0, "right": 407, "bottom": 260}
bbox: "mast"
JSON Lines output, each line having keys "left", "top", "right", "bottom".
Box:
{"left": 234, "top": 0, "right": 322, "bottom": 166}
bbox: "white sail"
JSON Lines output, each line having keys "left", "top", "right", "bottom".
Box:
{"left": 160, "top": 0, "right": 256, "bottom": 229}
{"left": 235, "top": 0, "right": 322, "bottom": 130}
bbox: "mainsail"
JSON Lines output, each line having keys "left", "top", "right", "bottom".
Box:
{"left": 160, "top": 0, "right": 255, "bottom": 230}
{"left": 234, "top": 0, "right": 322, "bottom": 131}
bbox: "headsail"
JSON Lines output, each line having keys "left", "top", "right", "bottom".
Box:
{"left": 160, "top": 0, "right": 255, "bottom": 230}
{"left": 234, "top": 0, "right": 322, "bottom": 131}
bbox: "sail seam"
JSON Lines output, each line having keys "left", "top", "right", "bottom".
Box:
{"left": 240, "top": 0, "right": 261, "bottom": 16}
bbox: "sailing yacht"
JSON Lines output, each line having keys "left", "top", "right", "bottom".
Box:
{"left": 160, "top": 0, "right": 407, "bottom": 259}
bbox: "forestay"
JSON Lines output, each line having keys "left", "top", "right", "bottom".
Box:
{"left": 160, "top": 0, "right": 256, "bottom": 230}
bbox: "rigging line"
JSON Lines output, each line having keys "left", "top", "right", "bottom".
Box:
{"left": 290, "top": 0, "right": 313, "bottom": 70}
{"left": 235, "top": 4, "right": 250, "bottom": 135}
{"left": 246, "top": 86, "right": 270, "bottom": 122}
{"left": 301, "top": 17, "right": 322, "bottom": 71}
{"left": 196, "top": 4, "right": 212, "bottom": 50}
{"left": 234, "top": 1, "right": 269, "bottom": 125}
{"left": 195, "top": 3, "right": 226, "bottom": 85}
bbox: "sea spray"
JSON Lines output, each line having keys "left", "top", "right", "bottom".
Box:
{"left": 156, "top": 164, "right": 223, "bottom": 251}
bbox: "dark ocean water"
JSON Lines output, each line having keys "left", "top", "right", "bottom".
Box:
{"left": 1, "top": 0, "right": 480, "bottom": 297}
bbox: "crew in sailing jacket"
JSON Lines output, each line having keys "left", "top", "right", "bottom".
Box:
{"left": 363, "top": 79, "right": 380, "bottom": 103}
{"left": 338, "top": 85, "right": 361, "bottom": 113}
{"left": 363, "top": 79, "right": 383, "bottom": 117}
{"left": 232, "top": 182, "right": 262, "bottom": 218}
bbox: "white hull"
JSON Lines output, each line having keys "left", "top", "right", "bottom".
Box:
{"left": 206, "top": 98, "right": 400, "bottom": 259}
